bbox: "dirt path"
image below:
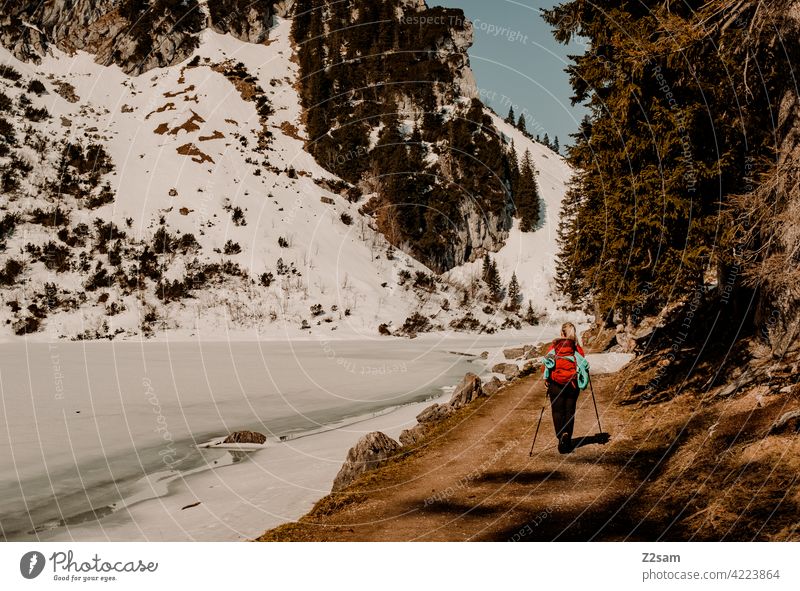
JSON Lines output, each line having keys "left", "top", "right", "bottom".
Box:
{"left": 260, "top": 373, "right": 667, "bottom": 541}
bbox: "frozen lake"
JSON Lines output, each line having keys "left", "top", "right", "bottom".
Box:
{"left": 0, "top": 337, "right": 486, "bottom": 539}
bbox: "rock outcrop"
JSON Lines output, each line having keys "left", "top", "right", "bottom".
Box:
{"left": 332, "top": 432, "right": 402, "bottom": 492}
{"left": 443, "top": 200, "right": 513, "bottom": 271}
{"left": 399, "top": 372, "right": 488, "bottom": 447}
{"left": 223, "top": 430, "right": 267, "bottom": 444}
{"left": 0, "top": 0, "right": 282, "bottom": 75}
{"left": 208, "top": 0, "right": 277, "bottom": 44}
{"left": 492, "top": 363, "right": 520, "bottom": 380}
{"left": 449, "top": 372, "right": 484, "bottom": 408}
{"left": 482, "top": 376, "right": 502, "bottom": 396}
{"left": 503, "top": 346, "right": 525, "bottom": 360}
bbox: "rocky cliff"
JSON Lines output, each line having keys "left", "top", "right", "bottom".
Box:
{"left": 0, "top": 0, "right": 282, "bottom": 75}
{"left": 292, "top": 0, "right": 519, "bottom": 272}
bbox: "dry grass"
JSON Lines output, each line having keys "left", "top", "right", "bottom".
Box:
{"left": 615, "top": 345, "right": 800, "bottom": 541}
{"left": 145, "top": 102, "right": 175, "bottom": 120}
{"left": 176, "top": 143, "right": 214, "bottom": 164}
{"left": 280, "top": 121, "right": 302, "bottom": 141}
{"left": 199, "top": 130, "right": 224, "bottom": 142}
{"left": 169, "top": 111, "right": 205, "bottom": 136}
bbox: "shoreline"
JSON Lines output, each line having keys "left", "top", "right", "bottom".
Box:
{"left": 7, "top": 334, "right": 627, "bottom": 541}
{"left": 25, "top": 379, "right": 464, "bottom": 541}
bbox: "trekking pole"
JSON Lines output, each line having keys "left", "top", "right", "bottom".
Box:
{"left": 528, "top": 389, "right": 548, "bottom": 456}
{"left": 588, "top": 374, "right": 603, "bottom": 434}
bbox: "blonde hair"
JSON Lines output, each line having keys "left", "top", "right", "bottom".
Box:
{"left": 561, "top": 322, "right": 577, "bottom": 343}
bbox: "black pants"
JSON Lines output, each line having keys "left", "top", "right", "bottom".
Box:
{"left": 547, "top": 380, "right": 579, "bottom": 439}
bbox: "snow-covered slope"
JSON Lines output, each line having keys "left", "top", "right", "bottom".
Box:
{"left": 0, "top": 17, "right": 576, "bottom": 341}
{"left": 447, "top": 113, "right": 581, "bottom": 324}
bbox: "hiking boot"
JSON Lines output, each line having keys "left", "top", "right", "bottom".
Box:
{"left": 558, "top": 433, "right": 572, "bottom": 454}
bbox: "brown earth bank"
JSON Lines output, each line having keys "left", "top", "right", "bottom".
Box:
{"left": 258, "top": 360, "right": 800, "bottom": 542}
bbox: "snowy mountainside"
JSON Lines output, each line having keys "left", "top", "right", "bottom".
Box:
{"left": 446, "top": 113, "right": 579, "bottom": 324}
{"left": 0, "top": 17, "right": 573, "bottom": 340}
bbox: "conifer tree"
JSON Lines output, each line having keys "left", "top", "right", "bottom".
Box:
{"left": 507, "top": 139, "right": 520, "bottom": 195}
{"left": 507, "top": 272, "right": 520, "bottom": 310}
{"left": 542, "top": 133, "right": 550, "bottom": 149}
{"left": 481, "top": 252, "right": 491, "bottom": 283}
{"left": 516, "top": 149, "right": 540, "bottom": 232}
{"left": 553, "top": 136, "right": 560, "bottom": 154}
{"left": 505, "top": 106, "right": 516, "bottom": 126}
{"left": 541, "top": 1, "right": 781, "bottom": 323}
{"left": 487, "top": 260, "right": 502, "bottom": 302}
{"left": 524, "top": 300, "right": 538, "bottom": 325}
{"left": 517, "top": 114, "right": 527, "bottom": 135}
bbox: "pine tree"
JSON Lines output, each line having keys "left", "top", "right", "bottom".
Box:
{"left": 542, "top": 133, "right": 550, "bottom": 149}
{"left": 505, "top": 106, "right": 515, "bottom": 126}
{"left": 517, "top": 114, "right": 527, "bottom": 135}
{"left": 540, "top": 0, "right": 780, "bottom": 323}
{"left": 507, "top": 139, "right": 520, "bottom": 195}
{"left": 481, "top": 252, "right": 491, "bottom": 283}
{"left": 524, "top": 300, "right": 538, "bottom": 325}
{"left": 516, "top": 149, "right": 540, "bottom": 232}
{"left": 487, "top": 261, "right": 502, "bottom": 302}
{"left": 553, "top": 136, "right": 560, "bottom": 154}
{"left": 506, "top": 272, "right": 520, "bottom": 310}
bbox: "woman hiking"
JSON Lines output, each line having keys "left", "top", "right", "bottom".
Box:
{"left": 542, "top": 322, "right": 590, "bottom": 454}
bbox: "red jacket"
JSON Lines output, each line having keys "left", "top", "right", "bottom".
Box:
{"left": 543, "top": 338, "right": 585, "bottom": 385}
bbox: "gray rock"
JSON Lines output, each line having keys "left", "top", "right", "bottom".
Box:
{"left": 614, "top": 332, "right": 636, "bottom": 353}
{"left": 223, "top": 430, "right": 267, "bottom": 444}
{"left": 0, "top": 0, "right": 281, "bottom": 76}
{"left": 416, "top": 403, "right": 453, "bottom": 424}
{"left": 332, "top": 432, "right": 401, "bottom": 492}
{"left": 399, "top": 424, "right": 428, "bottom": 448}
{"left": 503, "top": 346, "right": 525, "bottom": 360}
{"left": 482, "top": 376, "right": 502, "bottom": 396}
{"left": 209, "top": 0, "right": 276, "bottom": 45}
{"left": 449, "top": 372, "right": 484, "bottom": 408}
{"left": 274, "top": 0, "right": 296, "bottom": 18}
{"left": 399, "top": 372, "right": 490, "bottom": 450}
{"left": 492, "top": 363, "right": 520, "bottom": 380}
{"left": 581, "top": 325, "right": 617, "bottom": 352}
{"left": 520, "top": 360, "right": 539, "bottom": 377}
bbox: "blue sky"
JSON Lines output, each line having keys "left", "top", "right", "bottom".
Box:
{"left": 433, "top": 0, "right": 587, "bottom": 149}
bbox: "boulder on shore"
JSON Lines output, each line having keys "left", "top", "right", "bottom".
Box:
{"left": 503, "top": 346, "right": 526, "bottom": 360}
{"left": 492, "top": 362, "right": 520, "bottom": 380}
{"left": 332, "top": 432, "right": 401, "bottom": 492}
{"left": 416, "top": 403, "right": 453, "bottom": 424}
{"left": 399, "top": 424, "right": 427, "bottom": 448}
{"left": 482, "top": 376, "right": 503, "bottom": 396}
{"left": 395, "top": 372, "right": 491, "bottom": 451}
{"left": 449, "top": 372, "right": 484, "bottom": 408}
{"left": 223, "top": 430, "right": 267, "bottom": 444}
